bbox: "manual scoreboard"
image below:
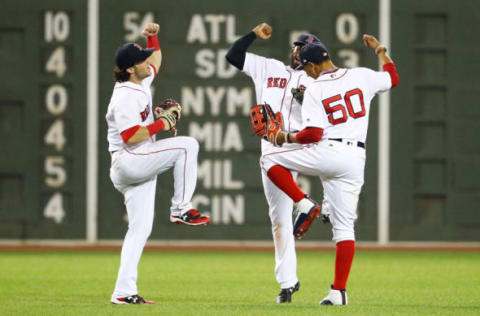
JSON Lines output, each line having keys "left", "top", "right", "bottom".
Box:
{"left": 2, "top": 0, "right": 478, "bottom": 241}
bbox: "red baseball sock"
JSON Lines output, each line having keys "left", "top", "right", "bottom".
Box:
{"left": 333, "top": 240, "right": 355, "bottom": 290}
{"left": 266, "top": 165, "right": 305, "bottom": 202}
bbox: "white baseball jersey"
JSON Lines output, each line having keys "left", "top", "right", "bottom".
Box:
{"left": 107, "top": 64, "right": 201, "bottom": 298}
{"left": 302, "top": 67, "right": 391, "bottom": 143}
{"left": 262, "top": 66, "right": 394, "bottom": 245}
{"left": 243, "top": 52, "right": 314, "bottom": 134}
{"left": 106, "top": 65, "right": 156, "bottom": 152}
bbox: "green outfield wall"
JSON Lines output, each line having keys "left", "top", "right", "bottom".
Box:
{"left": 0, "top": 0, "right": 478, "bottom": 241}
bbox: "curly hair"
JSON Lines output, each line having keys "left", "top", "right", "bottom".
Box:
{"left": 113, "top": 67, "right": 130, "bottom": 82}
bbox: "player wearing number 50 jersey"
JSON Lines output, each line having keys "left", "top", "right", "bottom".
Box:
{"left": 260, "top": 34, "right": 399, "bottom": 305}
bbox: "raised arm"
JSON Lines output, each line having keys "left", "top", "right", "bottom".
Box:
{"left": 362, "top": 34, "right": 393, "bottom": 65}
{"left": 143, "top": 23, "right": 162, "bottom": 72}
{"left": 226, "top": 23, "right": 272, "bottom": 70}
{"left": 363, "top": 34, "right": 399, "bottom": 88}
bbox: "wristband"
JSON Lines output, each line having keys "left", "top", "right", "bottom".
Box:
{"left": 147, "top": 35, "right": 160, "bottom": 51}
{"left": 146, "top": 119, "right": 165, "bottom": 136}
{"left": 375, "top": 45, "right": 387, "bottom": 55}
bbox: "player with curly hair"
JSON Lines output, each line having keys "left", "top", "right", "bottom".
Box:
{"left": 107, "top": 22, "right": 210, "bottom": 305}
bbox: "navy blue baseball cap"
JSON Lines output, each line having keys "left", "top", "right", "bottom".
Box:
{"left": 295, "top": 42, "right": 330, "bottom": 70}
{"left": 115, "top": 43, "right": 154, "bottom": 70}
{"left": 293, "top": 34, "right": 321, "bottom": 46}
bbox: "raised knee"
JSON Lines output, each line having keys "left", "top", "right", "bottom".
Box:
{"left": 185, "top": 136, "right": 199, "bottom": 153}
{"left": 260, "top": 155, "right": 274, "bottom": 173}
{"left": 259, "top": 155, "right": 266, "bottom": 167}
{"left": 175, "top": 136, "right": 199, "bottom": 155}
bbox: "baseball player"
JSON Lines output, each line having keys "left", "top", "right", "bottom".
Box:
{"left": 226, "top": 23, "right": 329, "bottom": 303}
{"left": 107, "top": 23, "right": 210, "bottom": 305}
{"left": 259, "top": 34, "right": 399, "bottom": 305}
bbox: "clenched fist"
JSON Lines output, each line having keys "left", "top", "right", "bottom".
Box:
{"left": 143, "top": 23, "right": 159, "bottom": 37}
{"left": 363, "top": 34, "right": 386, "bottom": 54}
{"left": 252, "top": 23, "right": 272, "bottom": 40}
{"left": 362, "top": 34, "right": 380, "bottom": 48}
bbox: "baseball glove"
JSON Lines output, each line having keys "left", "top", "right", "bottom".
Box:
{"left": 250, "top": 104, "right": 267, "bottom": 136}
{"left": 250, "top": 103, "right": 285, "bottom": 146}
{"left": 154, "top": 98, "right": 182, "bottom": 120}
{"left": 250, "top": 104, "right": 284, "bottom": 137}
{"left": 291, "top": 87, "right": 306, "bottom": 104}
{"left": 154, "top": 98, "right": 182, "bottom": 136}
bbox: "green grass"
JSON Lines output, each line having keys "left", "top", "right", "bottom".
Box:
{"left": 0, "top": 250, "right": 479, "bottom": 315}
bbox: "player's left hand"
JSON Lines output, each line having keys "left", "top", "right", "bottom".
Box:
{"left": 362, "top": 34, "right": 379, "bottom": 49}
{"left": 154, "top": 98, "right": 181, "bottom": 120}
{"left": 154, "top": 98, "right": 181, "bottom": 136}
{"left": 262, "top": 104, "right": 285, "bottom": 147}
{"left": 143, "top": 23, "right": 160, "bottom": 37}
{"left": 363, "top": 34, "right": 386, "bottom": 54}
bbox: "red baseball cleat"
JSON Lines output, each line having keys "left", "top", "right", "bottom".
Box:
{"left": 170, "top": 209, "right": 211, "bottom": 226}
{"left": 111, "top": 294, "right": 154, "bottom": 305}
{"left": 293, "top": 196, "right": 322, "bottom": 239}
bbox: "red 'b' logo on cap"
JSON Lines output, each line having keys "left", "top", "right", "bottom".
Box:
{"left": 307, "top": 35, "right": 313, "bottom": 43}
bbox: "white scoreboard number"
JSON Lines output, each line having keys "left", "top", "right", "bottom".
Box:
{"left": 336, "top": 13, "right": 361, "bottom": 68}
{"left": 123, "top": 11, "right": 154, "bottom": 42}
{"left": 43, "top": 10, "right": 70, "bottom": 224}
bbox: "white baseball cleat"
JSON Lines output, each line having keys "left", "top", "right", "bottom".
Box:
{"left": 319, "top": 286, "right": 348, "bottom": 305}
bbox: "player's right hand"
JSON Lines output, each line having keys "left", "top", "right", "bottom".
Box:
{"left": 253, "top": 23, "right": 272, "bottom": 40}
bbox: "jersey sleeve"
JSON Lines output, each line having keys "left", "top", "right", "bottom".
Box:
{"left": 242, "top": 52, "right": 268, "bottom": 82}
{"left": 114, "top": 94, "right": 143, "bottom": 133}
{"left": 141, "top": 64, "right": 156, "bottom": 88}
{"left": 301, "top": 85, "right": 329, "bottom": 129}
{"left": 362, "top": 67, "right": 391, "bottom": 94}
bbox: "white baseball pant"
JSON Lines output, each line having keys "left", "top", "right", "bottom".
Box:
{"left": 110, "top": 136, "right": 199, "bottom": 298}
{"left": 261, "top": 142, "right": 301, "bottom": 289}
{"left": 261, "top": 139, "right": 365, "bottom": 243}
{"left": 262, "top": 169, "right": 299, "bottom": 289}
